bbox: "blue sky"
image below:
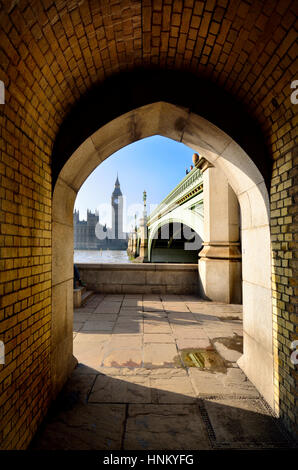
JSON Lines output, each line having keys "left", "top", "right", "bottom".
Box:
{"left": 74, "top": 135, "right": 195, "bottom": 232}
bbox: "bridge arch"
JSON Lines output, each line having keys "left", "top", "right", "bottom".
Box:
{"left": 52, "top": 101, "right": 273, "bottom": 410}
{"left": 148, "top": 218, "right": 203, "bottom": 263}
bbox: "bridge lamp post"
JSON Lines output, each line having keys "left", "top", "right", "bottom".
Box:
{"left": 136, "top": 191, "right": 148, "bottom": 262}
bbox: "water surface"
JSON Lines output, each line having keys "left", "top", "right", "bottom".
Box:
{"left": 74, "top": 249, "right": 131, "bottom": 264}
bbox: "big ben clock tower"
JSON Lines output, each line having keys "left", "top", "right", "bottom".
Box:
{"left": 111, "top": 174, "right": 123, "bottom": 239}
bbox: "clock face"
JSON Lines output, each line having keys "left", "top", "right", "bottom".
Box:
{"left": 114, "top": 198, "right": 119, "bottom": 204}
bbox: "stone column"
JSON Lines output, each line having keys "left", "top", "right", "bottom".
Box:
{"left": 135, "top": 190, "right": 148, "bottom": 262}
{"left": 127, "top": 232, "right": 133, "bottom": 256}
{"left": 132, "top": 231, "right": 138, "bottom": 257}
{"left": 138, "top": 214, "right": 148, "bottom": 261}
{"left": 194, "top": 154, "right": 242, "bottom": 304}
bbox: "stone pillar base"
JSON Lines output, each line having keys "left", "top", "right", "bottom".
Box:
{"left": 237, "top": 332, "right": 274, "bottom": 410}
{"left": 133, "top": 256, "right": 148, "bottom": 263}
{"left": 199, "top": 242, "right": 242, "bottom": 304}
{"left": 138, "top": 242, "right": 148, "bottom": 261}
{"left": 138, "top": 215, "right": 148, "bottom": 261}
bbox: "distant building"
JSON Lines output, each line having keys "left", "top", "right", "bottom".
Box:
{"left": 74, "top": 176, "right": 128, "bottom": 250}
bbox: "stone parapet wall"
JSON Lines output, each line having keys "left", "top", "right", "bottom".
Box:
{"left": 76, "top": 263, "right": 199, "bottom": 295}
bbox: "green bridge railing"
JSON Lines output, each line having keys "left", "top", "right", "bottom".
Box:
{"left": 147, "top": 167, "right": 203, "bottom": 224}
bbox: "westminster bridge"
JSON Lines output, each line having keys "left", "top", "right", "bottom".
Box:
{"left": 128, "top": 154, "right": 242, "bottom": 305}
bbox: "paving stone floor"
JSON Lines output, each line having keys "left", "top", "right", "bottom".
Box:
{"left": 31, "top": 294, "right": 293, "bottom": 450}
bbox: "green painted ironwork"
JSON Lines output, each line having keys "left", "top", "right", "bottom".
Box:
{"left": 148, "top": 167, "right": 203, "bottom": 224}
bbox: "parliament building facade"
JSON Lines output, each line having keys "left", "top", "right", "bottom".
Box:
{"left": 74, "top": 176, "right": 128, "bottom": 250}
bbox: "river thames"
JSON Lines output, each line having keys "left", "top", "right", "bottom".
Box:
{"left": 74, "top": 249, "right": 132, "bottom": 264}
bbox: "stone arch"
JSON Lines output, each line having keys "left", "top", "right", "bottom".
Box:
{"left": 52, "top": 101, "right": 273, "bottom": 410}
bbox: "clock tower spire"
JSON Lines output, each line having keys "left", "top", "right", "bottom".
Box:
{"left": 111, "top": 174, "right": 123, "bottom": 239}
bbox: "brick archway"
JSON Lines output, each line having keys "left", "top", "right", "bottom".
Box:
{"left": 0, "top": 0, "right": 296, "bottom": 449}
{"left": 52, "top": 101, "right": 274, "bottom": 409}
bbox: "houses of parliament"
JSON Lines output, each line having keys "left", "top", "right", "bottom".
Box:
{"left": 73, "top": 176, "right": 128, "bottom": 250}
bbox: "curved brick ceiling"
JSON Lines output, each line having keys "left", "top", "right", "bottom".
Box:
{"left": 0, "top": 0, "right": 297, "bottom": 164}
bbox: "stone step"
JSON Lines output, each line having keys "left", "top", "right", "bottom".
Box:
{"left": 81, "top": 290, "right": 94, "bottom": 305}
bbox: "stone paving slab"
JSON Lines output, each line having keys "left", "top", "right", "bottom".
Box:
{"left": 73, "top": 321, "right": 84, "bottom": 332}
{"left": 192, "top": 313, "right": 221, "bottom": 322}
{"left": 203, "top": 326, "right": 235, "bottom": 340}
{"left": 213, "top": 304, "right": 243, "bottom": 312}
{"left": 187, "top": 304, "right": 238, "bottom": 315}
{"left": 94, "top": 302, "right": 121, "bottom": 314}
{"left": 62, "top": 373, "right": 96, "bottom": 404}
{"left": 189, "top": 368, "right": 259, "bottom": 398}
{"left": 106, "top": 334, "right": 143, "bottom": 350}
{"left": 73, "top": 365, "right": 189, "bottom": 378}
{"left": 122, "top": 299, "right": 143, "bottom": 307}
{"left": 81, "top": 320, "right": 115, "bottom": 332}
{"left": 213, "top": 340, "right": 242, "bottom": 362}
{"left": 203, "top": 398, "right": 288, "bottom": 448}
{"left": 97, "top": 367, "right": 151, "bottom": 376}
{"left": 118, "top": 309, "right": 143, "bottom": 316}
{"left": 73, "top": 340, "right": 107, "bottom": 370}
{"left": 115, "top": 316, "right": 143, "bottom": 323}
{"left": 180, "top": 295, "right": 204, "bottom": 302}
{"left": 224, "top": 324, "right": 243, "bottom": 336}
{"left": 143, "top": 303, "right": 164, "bottom": 312}
{"left": 161, "top": 295, "right": 183, "bottom": 301}
{"left": 163, "top": 304, "right": 191, "bottom": 313}
{"left": 74, "top": 312, "right": 93, "bottom": 321}
{"left": 32, "top": 403, "right": 126, "bottom": 450}
{"left": 102, "top": 348, "right": 143, "bottom": 368}
{"left": 167, "top": 314, "right": 197, "bottom": 324}
{"left": 143, "top": 320, "right": 172, "bottom": 334}
{"left": 221, "top": 368, "right": 260, "bottom": 397}
{"left": 89, "top": 375, "right": 151, "bottom": 403}
{"left": 121, "top": 303, "right": 142, "bottom": 309}
{"left": 72, "top": 363, "right": 104, "bottom": 375}
{"left": 148, "top": 368, "right": 188, "bottom": 377}
{"left": 94, "top": 367, "right": 188, "bottom": 377}
{"left": 142, "top": 311, "right": 167, "bottom": 318}
{"left": 176, "top": 338, "right": 212, "bottom": 350}
{"left": 74, "top": 332, "right": 112, "bottom": 343}
{"left": 172, "top": 326, "right": 209, "bottom": 339}
{"left": 217, "top": 312, "right": 243, "bottom": 320}
{"left": 113, "top": 321, "right": 143, "bottom": 334}
{"left": 143, "top": 295, "right": 161, "bottom": 301}
{"left": 88, "top": 313, "right": 118, "bottom": 322}
{"left": 84, "top": 296, "right": 104, "bottom": 309}
{"left": 73, "top": 308, "right": 95, "bottom": 314}
{"left": 144, "top": 334, "right": 175, "bottom": 343}
{"left": 123, "top": 404, "right": 211, "bottom": 450}
{"left": 150, "top": 376, "right": 197, "bottom": 404}
{"left": 143, "top": 343, "right": 179, "bottom": 367}
{"left": 104, "top": 295, "right": 124, "bottom": 301}
{"left": 124, "top": 294, "right": 143, "bottom": 299}
{"left": 218, "top": 319, "right": 242, "bottom": 326}
{"left": 31, "top": 295, "right": 293, "bottom": 450}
